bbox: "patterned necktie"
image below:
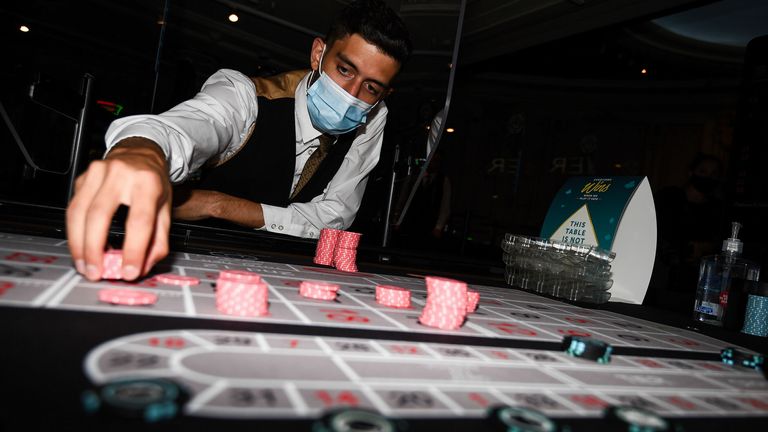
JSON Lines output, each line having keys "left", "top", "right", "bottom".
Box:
{"left": 291, "top": 135, "right": 332, "bottom": 199}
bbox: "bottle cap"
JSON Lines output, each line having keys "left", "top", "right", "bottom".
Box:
{"left": 722, "top": 221, "right": 743, "bottom": 255}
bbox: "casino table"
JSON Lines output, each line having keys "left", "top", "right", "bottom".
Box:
{"left": 0, "top": 202, "right": 766, "bottom": 432}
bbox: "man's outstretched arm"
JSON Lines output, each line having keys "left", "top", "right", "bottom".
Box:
{"left": 173, "top": 189, "right": 265, "bottom": 229}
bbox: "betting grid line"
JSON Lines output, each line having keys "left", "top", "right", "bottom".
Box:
{"left": 315, "top": 336, "right": 394, "bottom": 416}
{"left": 463, "top": 346, "right": 491, "bottom": 361}
{"left": 356, "top": 381, "right": 394, "bottom": 417}
{"left": 486, "top": 386, "right": 515, "bottom": 406}
{"left": 254, "top": 333, "right": 270, "bottom": 351}
{"left": 177, "top": 267, "right": 197, "bottom": 316}
{"left": 186, "top": 379, "right": 228, "bottom": 414}
{"left": 542, "top": 389, "right": 588, "bottom": 415}
{"left": 37, "top": 270, "right": 79, "bottom": 306}
{"left": 694, "top": 372, "right": 747, "bottom": 391}
{"left": 691, "top": 396, "right": 745, "bottom": 415}
{"left": 640, "top": 393, "right": 687, "bottom": 416}
{"left": 0, "top": 245, "right": 71, "bottom": 258}
{"left": 121, "top": 342, "right": 176, "bottom": 356}
{"left": 429, "top": 384, "right": 465, "bottom": 415}
{"left": 181, "top": 331, "right": 217, "bottom": 350}
{"left": 418, "top": 342, "right": 443, "bottom": 359}
{"left": 366, "top": 340, "right": 393, "bottom": 357}
{"left": 463, "top": 320, "right": 499, "bottom": 337}
{"left": 283, "top": 381, "right": 309, "bottom": 416}
{"left": 266, "top": 282, "right": 312, "bottom": 324}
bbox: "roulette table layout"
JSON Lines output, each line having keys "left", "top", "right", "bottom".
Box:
{"left": 0, "top": 214, "right": 766, "bottom": 432}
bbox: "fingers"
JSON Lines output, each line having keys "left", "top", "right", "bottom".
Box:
{"left": 142, "top": 200, "right": 172, "bottom": 276}
{"left": 121, "top": 175, "right": 164, "bottom": 280}
{"left": 66, "top": 161, "right": 107, "bottom": 278}
{"left": 82, "top": 169, "right": 125, "bottom": 281}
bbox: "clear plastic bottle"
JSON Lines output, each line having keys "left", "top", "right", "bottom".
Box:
{"left": 693, "top": 222, "right": 761, "bottom": 329}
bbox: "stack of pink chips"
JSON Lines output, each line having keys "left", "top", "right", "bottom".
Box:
{"left": 419, "top": 276, "right": 469, "bottom": 330}
{"left": 299, "top": 280, "right": 340, "bottom": 300}
{"left": 314, "top": 228, "right": 362, "bottom": 273}
{"left": 375, "top": 285, "right": 411, "bottom": 308}
{"left": 334, "top": 231, "right": 361, "bottom": 272}
{"left": 313, "top": 229, "right": 341, "bottom": 266}
{"left": 215, "top": 270, "right": 268, "bottom": 317}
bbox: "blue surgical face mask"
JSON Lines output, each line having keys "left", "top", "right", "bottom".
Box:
{"left": 306, "top": 49, "right": 376, "bottom": 135}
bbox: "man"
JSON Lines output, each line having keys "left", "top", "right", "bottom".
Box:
{"left": 646, "top": 153, "right": 727, "bottom": 312}
{"left": 66, "top": 0, "right": 412, "bottom": 281}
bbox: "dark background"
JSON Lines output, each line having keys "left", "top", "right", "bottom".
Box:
{"left": 1, "top": 0, "right": 767, "bottom": 315}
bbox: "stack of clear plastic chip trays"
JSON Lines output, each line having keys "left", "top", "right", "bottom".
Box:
{"left": 500, "top": 234, "right": 615, "bottom": 303}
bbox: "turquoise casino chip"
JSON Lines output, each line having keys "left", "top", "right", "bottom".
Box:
{"left": 82, "top": 378, "right": 186, "bottom": 423}
{"left": 562, "top": 335, "right": 612, "bottom": 364}
{"left": 313, "top": 408, "right": 404, "bottom": 432}
{"left": 486, "top": 405, "right": 558, "bottom": 432}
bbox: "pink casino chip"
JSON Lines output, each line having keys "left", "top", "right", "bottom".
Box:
{"left": 101, "top": 249, "right": 123, "bottom": 280}
{"left": 299, "top": 280, "right": 340, "bottom": 300}
{"left": 337, "top": 231, "right": 362, "bottom": 249}
{"left": 155, "top": 273, "right": 201, "bottom": 286}
{"left": 218, "top": 270, "right": 262, "bottom": 283}
{"left": 215, "top": 279, "right": 269, "bottom": 317}
{"left": 419, "top": 275, "right": 469, "bottom": 330}
{"left": 98, "top": 288, "right": 157, "bottom": 306}
{"left": 334, "top": 248, "right": 358, "bottom": 272}
{"left": 314, "top": 228, "right": 341, "bottom": 266}
{"left": 376, "top": 285, "right": 411, "bottom": 308}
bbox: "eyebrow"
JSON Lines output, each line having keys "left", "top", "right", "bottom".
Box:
{"left": 336, "top": 52, "right": 390, "bottom": 90}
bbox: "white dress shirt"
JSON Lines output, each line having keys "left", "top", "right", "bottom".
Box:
{"left": 105, "top": 69, "right": 387, "bottom": 239}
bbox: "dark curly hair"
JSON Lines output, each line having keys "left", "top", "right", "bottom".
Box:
{"left": 325, "top": 0, "right": 413, "bottom": 66}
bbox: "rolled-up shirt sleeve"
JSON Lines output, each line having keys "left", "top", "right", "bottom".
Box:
{"left": 260, "top": 105, "right": 387, "bottom": 238}
{"left": 104, "top": 69, "right": 258, "bottom": 183}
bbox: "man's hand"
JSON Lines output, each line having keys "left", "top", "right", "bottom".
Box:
{"left": 66, "top": 137, "right": 172, "bottom": 281}
{"left": 172, "top": 189, "right": 223, "bottom": 221}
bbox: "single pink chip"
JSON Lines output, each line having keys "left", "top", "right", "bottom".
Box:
{"left": 155, "top": 273, "right": 200, "bottom": 286}
{"left": 219, "top": 270, "right": 262, "bottom": 283}
{"left": 101, "top": 249, "right": 123, "bottom": 280}
{"left": 98, "top": 288, "right": 157, "bottom": 306}
{"left": 300, "top": 280, "right": 340, "bottom": 292}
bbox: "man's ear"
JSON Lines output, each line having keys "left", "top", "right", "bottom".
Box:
{"left": 310, "top": 37, "right": 326, "bottom": 71}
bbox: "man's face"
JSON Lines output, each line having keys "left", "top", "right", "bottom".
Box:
{"left": 311, "top": 34, "right": 401, "bottom": 105}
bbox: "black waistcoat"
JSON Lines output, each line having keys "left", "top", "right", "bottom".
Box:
{"left": 197, "top": 96, "right": 355, "bottom": 207}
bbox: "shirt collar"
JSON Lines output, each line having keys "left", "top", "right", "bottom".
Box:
{"left": 295, "top": 72, "right": 323, "bottom": 146}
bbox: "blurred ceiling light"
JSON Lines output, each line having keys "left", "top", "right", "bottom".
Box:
{"left": 228, "top": 13, "right": 239, "bottom": 23}
{"left": 641, "top": 68, "right": 648, "bottom": 75}
{"left": 19, "top": 25, "right": 30, "bottom": 32}
{"left": 446, "top": 127, "right": 455, "bottom": 133}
